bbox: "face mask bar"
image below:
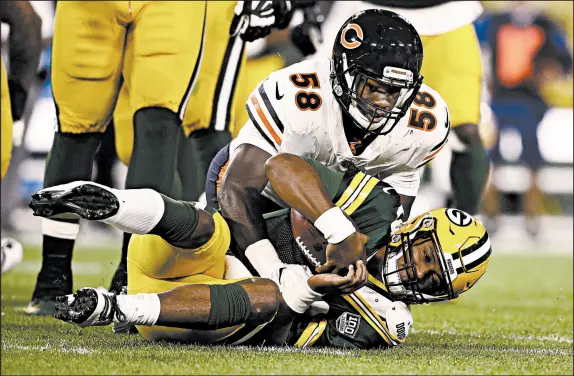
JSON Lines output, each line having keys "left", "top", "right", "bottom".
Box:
{"left": 336, "top": 53, "right": 423, "bottom": 137}
{"left": 382, "top": 223, "right": 457, "bottom": 304}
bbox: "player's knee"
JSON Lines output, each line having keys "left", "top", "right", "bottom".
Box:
{"left": 246, "top": 278, "right": 281, "bottom": 324}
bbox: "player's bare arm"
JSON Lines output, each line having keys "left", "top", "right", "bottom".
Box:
{"left": 265, "top": 153, "right": 368, "bottom": 274}
{"left": 217, "top": 144, "right": 274, "bottom": 268}
{"left": 0, "top": 1, "right": 42, "bottom": 118}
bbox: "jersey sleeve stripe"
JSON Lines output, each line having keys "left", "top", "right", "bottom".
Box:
{"left": 430, "top": 127, "right": 450, "bottom": 153}
{"left": 418, "top": 126, "right": 450, "bottom": 168}
{"left": 335, "top": 172, "right": 366, "bottom": 208}
{"left": 248, "top": 95, "right": 283, "bottom": 146}
{"left": 339, "top": 175, "right": 371, "bottom": 211}
{"left": 422, "top": 142, "right": 446, "bottom": 162}
{"left": 246, "top": 105, "right": 278, "bottom": 151}
{"left": 258, "top": 84, "right": 285, "bottom": 132}
{"left": 367, "top": 274, "right": 390, "bottom": 294}
{"left": 342, "top": 177, "right": 380, "bottom": 215}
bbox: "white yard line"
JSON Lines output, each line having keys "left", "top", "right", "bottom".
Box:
{"left": 411, "top": 328, "right": 573, "bottom": 344}
{"left": 2, "top": 341, "right": 96, "bottom": 354}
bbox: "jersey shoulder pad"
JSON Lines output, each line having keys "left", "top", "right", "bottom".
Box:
{"left": 411, "top": 83, "right": 451, "bottom": 168}
{"left": 245, "top": 59, "right": 333, "bottom": 150}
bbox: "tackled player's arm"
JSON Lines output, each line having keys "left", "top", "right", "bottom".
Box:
{"left": 265, "top": 153, "right": 369, "bottom": 274}
{"left": 0, "top": 1, "right": 42, "bottom": 104}
{"left": 217, "top": 144, "right": 273, "bottom": 263}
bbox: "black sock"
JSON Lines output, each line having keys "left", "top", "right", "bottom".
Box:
{"left": 33, "top": 232, "right": 75, "bottom": 299}
{"left": 179, "top": 129, "right": 232, "bottom": 201}
{"left": 450, "top": 144, "right": 490, "bottom": 215}
{"left": 149, "top": 194, "right": 203, "bottom": 249}
{"left": 33, "top": 132, "right": 101, "bottom": 300}
{"left": 125, "top": 107, "right": 181, "bottom": 196}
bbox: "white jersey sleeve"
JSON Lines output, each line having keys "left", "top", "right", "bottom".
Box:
{"left": 237, "top": 59, "right": 335, "bottom": 157}
{"left": 377, "top": 84, "right": 450, "bottom": 197}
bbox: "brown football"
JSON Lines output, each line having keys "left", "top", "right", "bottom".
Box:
{"left": 290, "top": 209, "right": 328, "bottom": 269}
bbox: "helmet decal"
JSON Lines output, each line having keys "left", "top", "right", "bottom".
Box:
{"left": 340, "top": 23, "right": 363, "bottom": 50}
{"left": 445, "top": 209, "right": 472, "bottom": 227}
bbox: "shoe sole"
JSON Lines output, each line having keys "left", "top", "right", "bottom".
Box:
{"left": 29, "top": 184, "right": 119, "bottom": 220}
{"left": 54, "top": 289, "right": 100, "bottom": 326}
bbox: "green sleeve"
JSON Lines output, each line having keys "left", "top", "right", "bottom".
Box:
{"left": 301, "top": 157, "right": 346, "bottom": 200}
{"left": 350, "top": 183, "right": 401, "bottom": 257}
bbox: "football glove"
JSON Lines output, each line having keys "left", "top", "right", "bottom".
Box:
{"left": 290, "top": 3, "right": 324, "bottom": 57}
{"left": 230, "top": 1, "right": 294, "bottom": 42}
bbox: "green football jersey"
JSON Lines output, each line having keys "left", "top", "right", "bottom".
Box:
{"left": 260, "top": 158, "right": 405, "bottom": 349}
{"left": 264, "top": 157, "right": 401, "bottom": 262}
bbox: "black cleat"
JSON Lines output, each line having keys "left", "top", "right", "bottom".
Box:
{"left": 29, "top": 182, "right": 119, "bottom": 221}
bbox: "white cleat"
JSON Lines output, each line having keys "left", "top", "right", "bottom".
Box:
{"left": 54, "top": 287, "right": 126, "bottom": 328}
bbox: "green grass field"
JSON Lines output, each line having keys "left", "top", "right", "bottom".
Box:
{"left": 1, "top": 245, "right": 572, "bottom": 375}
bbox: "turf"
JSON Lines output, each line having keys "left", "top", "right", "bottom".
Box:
{"left": 1, "top": 245, "right": 572, "bottom": 375}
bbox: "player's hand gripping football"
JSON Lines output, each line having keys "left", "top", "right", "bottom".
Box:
{"left": 308, "top": 260, "right": 368, "bottom": 295}
{"left": 316, "top": 232, "right": 369, "bottom": 275}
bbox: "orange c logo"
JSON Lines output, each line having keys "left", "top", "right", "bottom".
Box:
{"left": 340, "top": 23, "right": 363, "bottom": 50}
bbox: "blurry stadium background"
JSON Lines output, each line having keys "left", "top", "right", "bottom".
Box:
{"left": 1, "top": 1, "right": 572, "bottom": 254}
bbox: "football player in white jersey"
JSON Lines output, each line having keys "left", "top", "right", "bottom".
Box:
{"left": 208, "top": 9, "right": 450, "bottom": 277}
{"left": 314, "top": 0, "right": 489, "bottom": 220}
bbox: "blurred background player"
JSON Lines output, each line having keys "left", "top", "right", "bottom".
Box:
{"left": 474, "top": 1, "right": 573, "bottom": 236}
{"left": 27, "top": 0, "right": 215, "bottom": 315}
{"left": 313, "top": 0, "right": 490, "bottom": 218}
{"left": 112, "top": 1, "right": 296, "bottom": 204}
{"left": 0, "top": 1, "right": 43, "bottom": 275}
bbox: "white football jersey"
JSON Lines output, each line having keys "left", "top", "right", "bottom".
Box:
{"left": 232, "top": 58, "right": 450, "bottom": 199}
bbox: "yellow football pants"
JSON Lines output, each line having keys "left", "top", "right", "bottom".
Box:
{"left": 1, "top": 59, "right": 13, "bottom": 180}
{"left": 51, "top": 1, "right": 206, "bottom": 134}
{"left": 127, "top": 212, "right": 247, "bottom": 343}
{"left": 113, "top": 1, "right": 247, "bottom": 165}
{"left": 420, "top": 24, "right": 482, "bottom": 128}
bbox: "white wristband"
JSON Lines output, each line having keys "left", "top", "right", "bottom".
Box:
{"left": 282, "top": 278, "right": 324, "bottom": 314}
{"left": 245, "top": 239, "right": 284, "bottom": 278}
{"left": 314, "top": 207, "right": 356, "bottom": 244}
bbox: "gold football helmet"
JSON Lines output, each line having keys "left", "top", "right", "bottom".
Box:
{"left": 381, "top": 208, "right": 492, "bottom": 304}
